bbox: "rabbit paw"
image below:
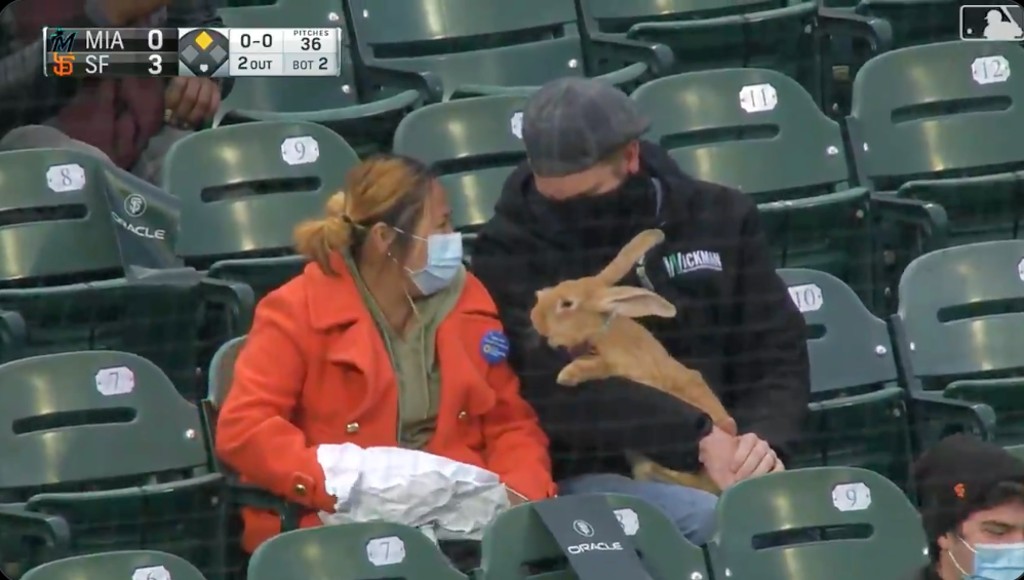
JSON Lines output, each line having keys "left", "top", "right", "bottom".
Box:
{"left": 557, "top": 358, "right": 610, "bottom": 386}
{"left": 556, "top": 365, "right": 586, "bottom": 387}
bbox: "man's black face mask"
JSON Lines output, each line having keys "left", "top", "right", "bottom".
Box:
{"left": 548, "top": 172, "right": 654, "bottom": 240}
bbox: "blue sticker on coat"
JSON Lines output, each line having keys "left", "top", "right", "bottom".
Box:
{"left": 480, "top": 330, "right": 510, "bottom": 365}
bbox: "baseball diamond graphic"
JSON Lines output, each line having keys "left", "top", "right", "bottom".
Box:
{"left": 178, "top": 29, "right": 229, "bottom": 76}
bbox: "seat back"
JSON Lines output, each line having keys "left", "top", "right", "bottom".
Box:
{"left": 710, "top": 467, "right": 928, "bottom": 580}
{"left": 897, "top": 240, "right": 1024, "bottom": 379}
{"left": 207, "top": 255, "right": 308, "bottom": 303}
{"left": 0, "top": 351, "right": 208, "bottom": 492}
{"left": 248, "top": 522, "right": 466, "bottom": 580}
{"left": 393, "top": 96, "right": 528, "bottom": 231}
{"left": 346, "top": 0, "right": 586, "bottom": 95}
{"left": 633, "top": 70, "right": 870, "bottom": 288}
{"left": 1007, "top": 444, "right": 1024, "bottom": 462}
{"left": 856, "top": 0, "right": 960, "bottom": 48}
{"left": 208, "top": 335, "right": 245, "bottom": 408}
{"left": 582, "top": 0, "right": 777, "bottom": 26}
{"left": 480, "top": 494, "right": 706, "bottom": 579}
{"left": 216, "top": 2, "right": 362, "bottom": 113}
{"left": 21, "top": 550, "right": 209, "bottom": 580}
{"left": 163, "top": 121, "right": 357, "bottom": 262}
{"left": 851, "top": 41, "right": 1024, "bottom": 184}
{"left": 0, "top": 149, "right": 122, "bottom": 282}
{"left": 581, "top": 0, "right": 815, "bottom": 81}
{"left": 634, "top": 69, "right": 850, "bottom": 198}
{"left": 779, "top": 269, "right": 896, "bottom": 393}
{"left": 601, "top": 494, "right": 710, "bottom": 580}
{"left": 0, "top": 279, "right": 206, "bottom": 398}
{"left": 777, "top": 269, "right": 910, "bottom": 483}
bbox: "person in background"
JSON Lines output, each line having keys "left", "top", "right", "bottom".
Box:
{"left": 0, "top": 0, "right": 225, "bottom": 183}
{"left": 913, "top": 434, "right": 1024, "bottom": 580}
{"left": 215, "top": 155, "right": 555, "bottom": 558}
{"left": 470, "top": 77, "right": 809, "bottom": 545}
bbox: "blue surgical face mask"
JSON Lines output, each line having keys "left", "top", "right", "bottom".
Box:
{"left": 953, "top": 536, "right": 1024, "bottom": 580}
{"left": 393, "top": 229, "right": 463, "bottom": 296}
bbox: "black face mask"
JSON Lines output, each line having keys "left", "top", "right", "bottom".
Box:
{"left": 546, "top": 172, "right": 655, "bottom": 245}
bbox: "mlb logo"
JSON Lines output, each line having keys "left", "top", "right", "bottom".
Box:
{"left": 960, "top": 5, "right": 1024, "bottom": 40}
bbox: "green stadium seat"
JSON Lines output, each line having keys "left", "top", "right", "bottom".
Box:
{"left": 892, "top": 241, "right": 1024, "bottom": 445}
{"left": 855, "top": 0, "right": 960, "bottom": 48}
{"left": 708, "top": 467, "right": 929, "bottom": 580}
{"left": 0, "top": 149, "right": 254, "bottom": 400}
{"left": 632, "top": 69, "right": 944, "bottom": 309}
{"left": 578, "top": 0, "right": 892, "bottom": 110}
{"left": 779, "top": 268, "right": 994, "bottom": 490}
{"left": 223, "top": 0, "right": 272, "bottom": 7}
{"left": 215, "top": 0, "right": 440, "bottom": 154}
{"left": 196, "top": 336, "right": 303, "bottom": 553}
{"left": 0, "top": 149, "right": 121, "bottom": 280}
{"left": 392, "top": 95, "right": 528, "bottom": 252}
{"left": 208, "top": 335, "right": 245, "bottom": 410}
{"left": 162, "top": 121, "right": 352, "bottom": 300}
{"left": 247, "top": 523, "right": 467, "bottom": 580}
{"left": 0, "top": 352, "right": 228, "bottom": 579}
{"left": 601, "top": 494, "right": 710, "bottom": 580}
{"left": 479, "top": 494, "right": 707, "bottom": 579}
{"left": 849, "top": 41, "right": 1024, "bottom": 249}
{"left": 1007, "top": 444, "right": 1024, "bottom": 462}
{"left": 777, "top": 268, "right": 913, "bottom": 487}
{"left": 343, "top": 0, "right": 672, "bottom": 100}
{"left": 21, "top": 550, "right": 209, "bottom": 580}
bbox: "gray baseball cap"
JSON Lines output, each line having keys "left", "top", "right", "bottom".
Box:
{"left": 522, "top": 77, "right": 650, "bottom": 177}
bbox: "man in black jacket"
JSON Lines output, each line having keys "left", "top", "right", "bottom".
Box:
{"left": 470, "top": 77, "right": 810, "bottom": 544}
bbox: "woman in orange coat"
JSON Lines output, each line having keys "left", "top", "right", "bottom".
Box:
{"left": 215, "top": 155, "right": 556, "bottom": 553}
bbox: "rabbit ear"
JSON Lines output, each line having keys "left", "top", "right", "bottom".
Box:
{"left": 595, "top": 229, "right": 666, "bottom": 284}
{"left": 594, "top": 286, "right": 677, "bottom": 319}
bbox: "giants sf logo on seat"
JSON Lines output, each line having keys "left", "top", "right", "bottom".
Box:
{"left": 566, "top": 519, "right": 624, "bottom": 555}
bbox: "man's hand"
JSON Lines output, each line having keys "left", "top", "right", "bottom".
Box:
{"left": 731, "top": 433, "right": 778, "bottom": 481}
{"left": 99, "top": 0, "right": 171, "bottom": 26}
{"left": 164, "top": 77, "right": 221, "bottom": 129}
{"left": 699, "top": 425, "right": 738, "bottom": 490}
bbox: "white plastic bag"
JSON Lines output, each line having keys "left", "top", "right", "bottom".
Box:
{"left": 316, "top": 443, "right": 510, "bottom": 539}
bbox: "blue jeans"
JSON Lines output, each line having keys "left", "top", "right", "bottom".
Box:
{"left": 558, "top": 473, "right": 718, "bottom": 545}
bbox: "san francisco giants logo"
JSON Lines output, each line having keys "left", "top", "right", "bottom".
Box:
{"left": 52, "top": 52, "right": 75, "bottom": 77}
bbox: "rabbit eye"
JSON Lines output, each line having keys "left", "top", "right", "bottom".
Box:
{"left": 558, "top": 299, "right": 575, "bottom": 310}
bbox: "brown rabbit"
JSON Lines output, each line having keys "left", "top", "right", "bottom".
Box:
{"left": 529, "top": 229, "right": 737, "bottom": 494}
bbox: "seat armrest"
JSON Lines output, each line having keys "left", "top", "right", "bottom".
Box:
{"left": 0, "top": 307, "right": 26, "bottom": 353}
{"left": 0, "top": 506, "right": 72, "bottom": 560}
{"left": 909, "top": 391, "right": 997, "bottom": 442}
{"left": 587, "top": 33, "right": 674, "bottom": 78}
{"left": 227, "top": 481, "right": 304, "bottom": 532}
{"left": 200, "top": 277, "right": 256, "bottom": 335}
{"left": 363, "top": 64, "right": 444, "bottom": 104}
{"left": 871, "top": 193, "right": 949, "bottom": 252}
{"left": 818, "top": 7, "right": 893, "bottom": 53}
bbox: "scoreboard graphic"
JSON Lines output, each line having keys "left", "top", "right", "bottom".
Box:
{"left": 42, "top": 27, "right": 342, "bottom": 78}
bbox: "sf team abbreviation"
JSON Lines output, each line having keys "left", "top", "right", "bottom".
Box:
{"left": 42, "top": 27, "right": 342, "bottom": 77}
